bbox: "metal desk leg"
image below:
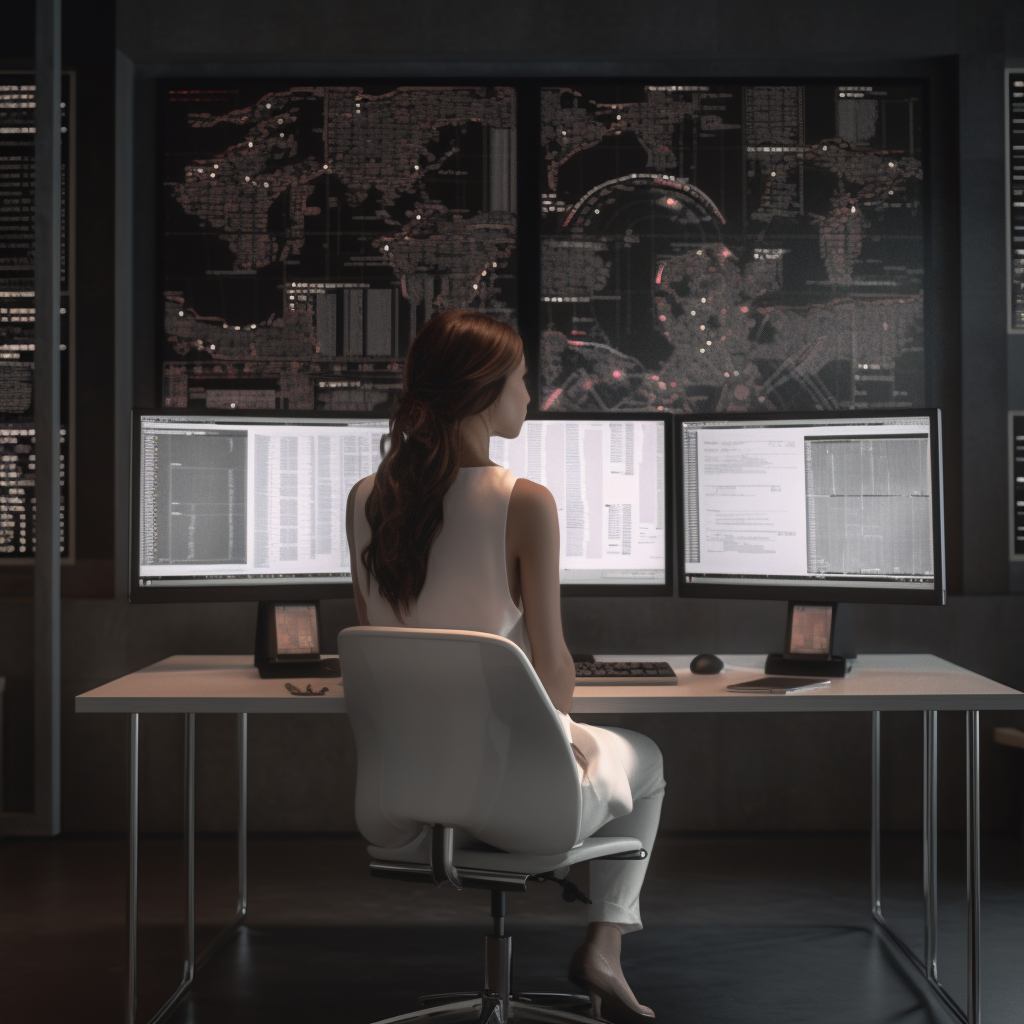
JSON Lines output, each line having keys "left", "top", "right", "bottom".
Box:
{"left": 183, "top": 712, "right": 196, "bottom": 987}
{"left": 127, "top": 713, "right": 139, "bottom": 1024}
{"left": 923, "top": 710, "right": 938, "bottom": 982}
{"left": 124, "top": 712, "right": 200, "bottom": 1024}
{"left": 966, "top": 710, "right": 981, "bottom": 1024}
{"left": 237, "top": 712, "right": 248, "bottom": 920}
{"left": 188, "top": 713, "right": 247, "bottom": 974}
{"left": 137, "top": 714, "right": 197, "bottom": 1024}
{"left": 871, "top": 709, "right": 975, "bottom": 1024}
{"left": 871, "top": 711, "right": 881, "bottom": 916}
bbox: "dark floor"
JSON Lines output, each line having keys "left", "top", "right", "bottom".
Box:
{"left": 1, "top": 833, "right": 1022, "bottom": 1023}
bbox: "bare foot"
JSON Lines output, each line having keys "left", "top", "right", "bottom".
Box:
{"left": 568, "top": 922, "right": 654, "bottom": 1023}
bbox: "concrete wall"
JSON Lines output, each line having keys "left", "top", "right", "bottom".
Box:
{"left": 3, "top": 0, "right": 1024, "bottom": 833}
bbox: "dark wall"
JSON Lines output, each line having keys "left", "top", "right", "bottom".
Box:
{"left": 4, "top": 0, "right": 1024, "bottom": 832}
{"left": 110, "top": 0, "right": 1021, "bottom": 598}
{"left": 0, "top": 0, "right": 118, "bottom": 598}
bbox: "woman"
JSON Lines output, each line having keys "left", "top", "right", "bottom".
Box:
{"left": 346, "top": 309, "right": 665, "bottom": 1024}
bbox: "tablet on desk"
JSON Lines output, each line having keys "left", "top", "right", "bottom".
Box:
{"left": 727, "top": 677, "right": 831, "bottom": 695}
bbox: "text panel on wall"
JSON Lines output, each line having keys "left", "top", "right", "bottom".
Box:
{"left": 1008, "top": 71, "right": 1024, "bottom": 334}
{"left": 0, "top": 72, "right": 72, "bottom": 562}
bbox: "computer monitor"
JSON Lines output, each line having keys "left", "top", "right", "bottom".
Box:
{"left": 489, "top": 413, "right": 672, "bottom": 595}
{"left": 130, "top": 409, "right": 389, "bottom": 603}
{"left": 678, "top": 410, "right": 945, "bottom": 606}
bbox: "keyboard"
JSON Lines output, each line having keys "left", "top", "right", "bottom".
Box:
{"left": 574, "top": 661, "right": 677, "bottom": 685}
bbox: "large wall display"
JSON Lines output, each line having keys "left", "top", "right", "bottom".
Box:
{"left": 160, "top": 82, "right": 518, "bottom": 413}
{"left": 540, "top": 82, "right": 925, "bottom": 413}
{"left": 158, "top": 79, "right": 925, "bottom": 416}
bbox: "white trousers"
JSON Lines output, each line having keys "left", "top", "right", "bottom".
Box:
{"left": 571, "top": 723, "right": 665, "bottom": 934}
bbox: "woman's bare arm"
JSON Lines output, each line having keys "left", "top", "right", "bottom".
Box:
{"left": 346, "top": 477, "right": 372, "bottom": 627}
{"left": 506, "top": 478, "right": 575, "bottom": 713}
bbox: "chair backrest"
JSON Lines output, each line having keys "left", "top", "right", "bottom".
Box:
{"left": 338, "top": 626, "right": 582, "bottom": 855}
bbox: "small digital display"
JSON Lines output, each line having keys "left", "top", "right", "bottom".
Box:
{"left": 274, "top": 604, "right": 319, "bottom": 656}
{"left": 787, "top": 605, "right": 832, "bottom": 656}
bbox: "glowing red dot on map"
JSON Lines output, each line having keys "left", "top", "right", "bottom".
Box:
{"left": 659, "top": 314, "right": 666, "bottom": 321}
{"left": 613, "top": 371, "right": 621, "bottom": 379}
{"left": 652, "top": 375, "right": 659, "bottom": 381}
{"left": 740, "top": 306, "right": 749, "bottom": 313}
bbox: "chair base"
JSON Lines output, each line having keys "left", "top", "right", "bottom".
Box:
{"left": 420, "top": 992, "right": 592, "bottom": 1013}
{"left": 370, "top": 995, "right": 596, "bottom": 1024}
{"left": 366, "top": 859, "right": 601, "bottom": 1024}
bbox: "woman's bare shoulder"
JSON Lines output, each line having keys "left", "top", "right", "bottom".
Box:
{"left": 508, "top": 477, "right": 557, "bottom": 531}
{"left": 346, "top": 474, "right": 376, "bottom": 517}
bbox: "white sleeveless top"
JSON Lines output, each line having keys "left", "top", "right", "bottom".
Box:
{"left": 351, "top": 467, "right": 635, "bottom": 836}
{"left": 352, "top": 466, "right": 531, "bottom": 657}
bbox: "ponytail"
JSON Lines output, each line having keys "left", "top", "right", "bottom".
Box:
{"left": 362, "top": 310, "right": 523, "bottom": 616}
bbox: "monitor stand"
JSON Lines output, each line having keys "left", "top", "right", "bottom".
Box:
{"left": 764, "top": 602, "right": 856, "bottom": 678}
{"left": 254, "top": 600, "right": 341, "bottom": 679}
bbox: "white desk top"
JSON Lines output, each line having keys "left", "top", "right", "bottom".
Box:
{"left": 74, "top": 653, "right": 1024, "bottom": 715}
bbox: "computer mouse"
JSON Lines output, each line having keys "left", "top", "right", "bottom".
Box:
{"left": 690, "top": 653, "right": 724, "bottom": 675}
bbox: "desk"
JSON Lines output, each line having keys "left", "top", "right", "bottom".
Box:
{"left": 77, "top": 654, "right": 1024, "bottom": 1024}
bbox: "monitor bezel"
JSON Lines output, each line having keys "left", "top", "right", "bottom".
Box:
{"left": 129, "top": 407, "right": 390, "bottom": 603}
{"left": 675, "top": 408, "right": 946, "bottom": 606}
{"left": 516, "top": 411, "right": 674, "bottom": 597}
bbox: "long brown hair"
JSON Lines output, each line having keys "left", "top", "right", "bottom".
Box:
{"left": 362, "top": 310, "right": 524, "bottom": 616}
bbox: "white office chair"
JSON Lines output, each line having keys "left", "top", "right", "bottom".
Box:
{"left": 338, "top": 626, "right": 646, "bottom": 1024}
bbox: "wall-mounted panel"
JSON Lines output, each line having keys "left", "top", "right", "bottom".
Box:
{"left": 158, "top": 81, "right": 518, "bottom": 413}
{"left": 539, "top": 80, "right": 926, "bottom": 414}
{"left": 0, "top": 72, "right": 74, "bottom": 562}
{"left": 1008, "top": 70, "right": 1024, "bottom": 334}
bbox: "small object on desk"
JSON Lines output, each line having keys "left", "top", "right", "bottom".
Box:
{"left": 765, "top": 602, "right": 854, "bottom": 678}
{"left": 727, "top": 677, "right": 831, "bottom": 694}
{"left": 690, "top": 653, "right": 724, "bottom": 675}
{"left": 284, "top": 682, "right": 331, "bottom": 696}
{"left": 574, "top": 661, "right": 676, "bottom": 685}
{"left": 254, "top": 601, "right": 342, "bottom": 678}
{"left": 258, "top": 656, "right": 340, "bottom": 679}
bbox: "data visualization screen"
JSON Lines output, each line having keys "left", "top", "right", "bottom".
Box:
{"left": 681, "top": 415, "right": 939, "bottom": 593}
{"left": 135, "top": 413, "right": 388, "bottom": 590}
{"left": 490, "top": 418, "right": 666, "bottom": 586}
{"left": 160, "top": 82, "right": 517, "bottom": 414}
{"left": 0, "top": 74, "right": 73, "bottom": 560}
{"left": 540, "top": 81, "right": 925, "bottom": 415}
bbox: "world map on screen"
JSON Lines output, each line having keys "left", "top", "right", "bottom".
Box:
{"left": 161, "top": 83, "right": 517, "bottom": 413}
{"left": 539, "top": 82, "right": 924, "bottom": 413}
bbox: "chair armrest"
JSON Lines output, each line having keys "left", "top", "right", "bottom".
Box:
{"left": 431, "top": 824, "right": 463, "bottom": 890}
